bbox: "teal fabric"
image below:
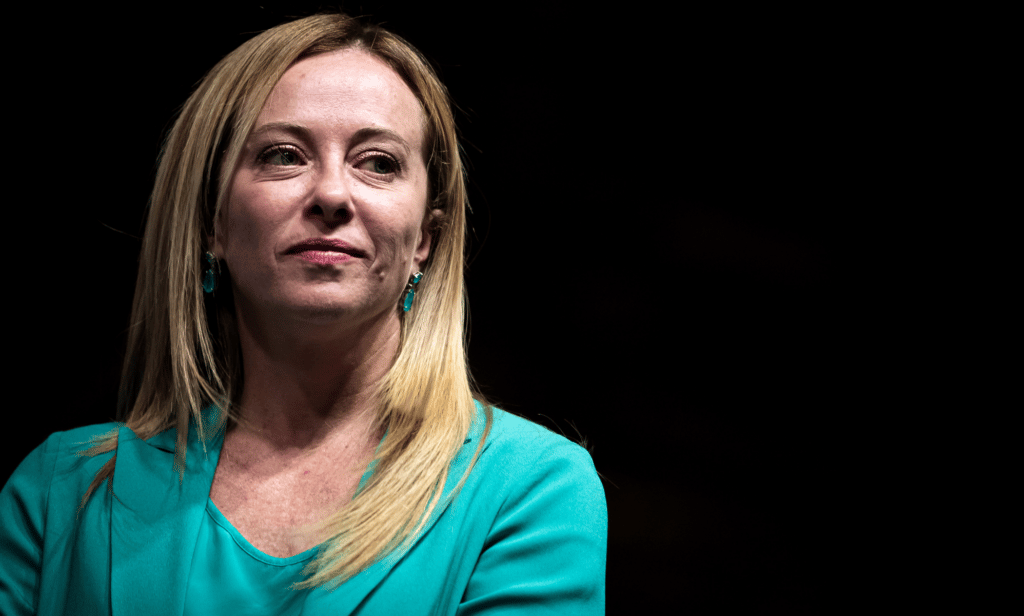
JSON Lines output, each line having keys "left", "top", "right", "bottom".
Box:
{"left": 0, "top": 406, "right": 606, "bottom": 615}
{"left": 183, "top": 498, "right": 316, "bottom": 615}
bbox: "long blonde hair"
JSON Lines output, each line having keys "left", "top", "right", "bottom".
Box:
{"left": 81, "top": 12, "right": 488, "bottom": 588}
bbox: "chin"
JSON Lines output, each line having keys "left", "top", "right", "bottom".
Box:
{"left": 284, "top": 296, "right": 397, "bottom": 328}
{"left": 238, "top": 282, "right": 398, "bottom": 329}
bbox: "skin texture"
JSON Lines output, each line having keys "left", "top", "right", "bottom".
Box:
{"left": 208, "top": 48, "right": 436, "bottom": 558}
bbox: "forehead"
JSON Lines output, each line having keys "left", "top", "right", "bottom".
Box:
{"left": 255, "top": 47, "right": 427, "bottom": 149}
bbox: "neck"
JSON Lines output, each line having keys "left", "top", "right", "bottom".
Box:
{"left": 229, "top": 299, "right": 401, "bottom": 454}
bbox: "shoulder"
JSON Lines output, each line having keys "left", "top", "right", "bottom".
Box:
{"left": 482, "top": 407, "right": 594, "bottom": 465}
{"left": 2, "top": 422, "right": 122, "bottom": 507}
{"left": 480, "top": 406, "right": 595, "bottom": 460}
{"left": 48, "top": 422, "right": 123, "bottom": 472}
{"left": 9, "top": 423, "right": 120, "bottom": 476}
{"left": 53, "top": 422, "right": 124, "bottom": 453}
{"left": 448, "top": 406, "right": 607, "bottom": 613}
{"left": 466, "top": 406, "right": 605, "bottom": 512}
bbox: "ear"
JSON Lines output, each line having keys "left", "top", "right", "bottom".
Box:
{"left": 208, "top": 235, "right": 221, "bottom": 260}
{"left": 413, "top": 208, "right": 443, "bottom": 269}
{"left": 208, "top": 208, "right": 226, "bottom": 260}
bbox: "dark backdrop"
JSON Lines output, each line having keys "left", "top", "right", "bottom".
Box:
{"left": 7, "top": 2, "right": 877, "bottom": 612}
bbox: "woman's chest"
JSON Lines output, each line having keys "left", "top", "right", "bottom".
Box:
{"left": 209, "top": 445, "right": 367, "bottom": 558}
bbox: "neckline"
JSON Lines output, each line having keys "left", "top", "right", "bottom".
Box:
{"left": 203, "top": 427, "right": 382, "bottom": 564}
{"left": 204, "top": 497, "right": 321, "bottom": 565}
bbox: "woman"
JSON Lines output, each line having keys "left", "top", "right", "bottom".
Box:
{"left": 0, "top": 12, "right": 606, "bottom": 615}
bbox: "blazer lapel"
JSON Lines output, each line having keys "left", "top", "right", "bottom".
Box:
{"left": 110, "top": 413, "right": 223, "bottom": 616}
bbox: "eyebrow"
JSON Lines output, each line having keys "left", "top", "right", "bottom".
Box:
{"left": 246, "top": 122, "right": 413, "bottom": 157}
{"left": 350, "top": 127, "right": 413, "bottom": 157}
{"left": 247, "top": 122, "right": 312, "bottom": 142}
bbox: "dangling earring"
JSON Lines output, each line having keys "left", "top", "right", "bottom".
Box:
{"left": 402, "top": 271, "right": 424, "bottom": 312}
{"left": 202, "top": 252, "right": 220, "bottom": 294}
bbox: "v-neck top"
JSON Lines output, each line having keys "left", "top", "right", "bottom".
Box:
{"left": 183, "top": 497, "right": 318, "bottom": 615}
{"left": 182, "top": 442, "right": 378, "bottom": 615}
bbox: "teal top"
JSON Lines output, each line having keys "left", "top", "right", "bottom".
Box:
{"left": 183, "top": 436, "right": 379, "bottom": 616}
{"left": 184, "top": 499, "right": 316, "bottom": 615}
{"left": 0, "top": 406, "right": 607, "bottom": 615}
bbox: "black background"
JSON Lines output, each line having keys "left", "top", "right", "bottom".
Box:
{"left": 6, "top": 2, "right": 892, "bottom": 612}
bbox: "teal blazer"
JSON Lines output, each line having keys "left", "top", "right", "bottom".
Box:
{"left": 0, "top": 406, "right": 606, "bottom": 615}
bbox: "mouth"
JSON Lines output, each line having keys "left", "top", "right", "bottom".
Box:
{"left": 285, "top": 238, "right": 367, "bottom": 265}
{"left": 285, "top": 238, "right": 367, "bottom": 258}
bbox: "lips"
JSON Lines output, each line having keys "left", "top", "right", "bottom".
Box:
{"left": 285, "top": 238, "right": 367, "bottom": 258}
{"left": 284, "top": 238, "right": 367, "bottom": 265}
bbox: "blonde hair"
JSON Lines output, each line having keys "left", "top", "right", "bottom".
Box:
{"left": 80, "top": 12, "right": 489, "bottom": 588}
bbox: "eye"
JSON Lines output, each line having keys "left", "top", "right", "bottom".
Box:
{"left": 356, "top": 153, "right": 400, "bottom": 176}
{"left": 257, "top": 145, "right": 303, "bottom": 166}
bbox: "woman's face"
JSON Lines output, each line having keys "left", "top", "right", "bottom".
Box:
{"left": 213, "top": 48, "right": 433, "bottom": 330}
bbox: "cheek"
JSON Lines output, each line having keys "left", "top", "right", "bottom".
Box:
{"left": 222, "top": 187, "right": 291, "bottom": 258}
{"left": 366, "top": 213, "right": 425, "bottom": 273}
{"left": 232, "top": 207, "right": 268, "bottom": 246}
{"left": 369, "top": 224, "right": 410, "bottom": 263}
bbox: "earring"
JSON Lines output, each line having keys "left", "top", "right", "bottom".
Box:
{"left": 202, "top": 252, "right": 220, "bottom": 294}
{"left": 402, "top": 271, "right": 424, "bottom": 312}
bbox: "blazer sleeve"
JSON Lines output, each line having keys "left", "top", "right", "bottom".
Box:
{"left": 0, "top": 433, "right": 60, "bottom": 616}
{"left": 457, "top": 438, "right": 608, "bottom": 615}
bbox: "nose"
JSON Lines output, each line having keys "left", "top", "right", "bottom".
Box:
{"left": 308, "top": 164, "right": 354, "bottom": 226}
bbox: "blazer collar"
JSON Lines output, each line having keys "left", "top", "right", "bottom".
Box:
{"left": 110, "top": 408, "right": 224, "bottom": 616}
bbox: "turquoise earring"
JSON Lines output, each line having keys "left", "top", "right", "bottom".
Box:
{"left": 202, "top": 252, "right": 220, "bottom": 294}
{"left": 402, "top": 271, "right": 423, "bottom": 312}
